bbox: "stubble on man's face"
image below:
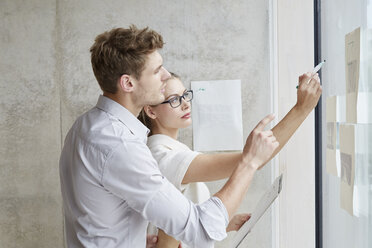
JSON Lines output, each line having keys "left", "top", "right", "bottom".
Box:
{"left": 133, "top": 51, "right": 167, "bottom": 107}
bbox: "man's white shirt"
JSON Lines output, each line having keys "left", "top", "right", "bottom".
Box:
{"left": 59, "top": 95, "right": 228, "bottom": 248}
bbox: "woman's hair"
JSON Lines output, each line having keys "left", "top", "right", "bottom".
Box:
{"left": 90, "top": 25, "right": 164, "bottom": 93}
{"left": 138, "top": 72, "right": 181, "bottom": 136}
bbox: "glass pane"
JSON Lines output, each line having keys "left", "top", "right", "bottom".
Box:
{"left": 321, "top": 0, "right": 372, "bottom": 247}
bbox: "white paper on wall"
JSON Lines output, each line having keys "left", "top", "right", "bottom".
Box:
{"left": 326, "top": 122, "right": 339, "bottom": 176}
{"left": 326, "top": 96, "right": 341, "bottom": 176}
{"left": 353, "top": 124, "right": 372, "bottom": 217}
{"left": 345, "top": 27, "right": 372, "bottom": 123}
{"left": 338, "top": 123, "right": 372, "bottom": 217}
{"left": 191, "top": 80, "right": 243, "bottom": 152}
{"left": 345, "top": 27, "right": 360, "bottom": 123}
{"left": 339, "top": 124, "right": 355, "bottom": 215}
{"left": 326, "top": 96, "right": 337, "bottom": 122}
{"left": 337, "top": 95, "right": 346, "bottom": 123}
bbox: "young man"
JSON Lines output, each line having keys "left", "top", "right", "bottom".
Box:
{"left": 59, "top": 25, "right": 321, "bottom": 248}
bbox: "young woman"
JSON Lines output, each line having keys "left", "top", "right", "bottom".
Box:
{"left": 139, "top": 70, "right": 321, "bottom": 247}
{"left": 139, "top": 73, "right": 251, "bottom": 248}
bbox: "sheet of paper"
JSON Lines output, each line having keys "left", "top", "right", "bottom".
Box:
{"left": 326, "top": 96, "right": 337, "bottom": 122}
{"left": 326, "top": 122, "right": 339, "bottom": 176}
{"left": 337, "top": 95, "right": 346, "bottom": 123}
{"left": 231, "top": 174, "right": 283, "bottom": 248}
{"left": 326, "top": 94, "right": 346, "bottom": 123}
{"left": 345, "top": 27, "right": 360, "bottom": 123}
{"left": 336, "top": 123, "right": 341, "bottom": 177}
{"left": 326, "top": 96, "right": 341, "bottom": 176}
{"left": 345, "top": 28, "right": 372, "bottom": 123}
{"left": 356, "top": 92, "right": 372, "bottom": 123}
{"left": 339, "top": 124, "right": 355, "bottom": 215}
{"left": 191, "top": 80, "right": 243, "bottom": 151}
{"left": 353, "top": 124, "right": 372, "bottom": 217}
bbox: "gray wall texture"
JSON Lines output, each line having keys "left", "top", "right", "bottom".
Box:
{"left": 0, "top": 0, "right": 272, "bottom": 247}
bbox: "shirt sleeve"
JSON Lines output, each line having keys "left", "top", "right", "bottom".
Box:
{"left": 150, "top": 145, "right": 200, "bottom": 191}
{"left": 101, "top": 139, "right": 228, "bottom": 247}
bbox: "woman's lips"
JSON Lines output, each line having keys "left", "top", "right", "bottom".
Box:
{"left": 182, "top": 113, "right": 191, "bottom": 118}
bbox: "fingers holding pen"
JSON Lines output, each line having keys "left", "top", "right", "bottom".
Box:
{"left": 299, "top": 72, "right": 321, "bottom": 92}
{"left": 298, "top": 72, "right": 316, "bottom": 90}
{"left": 309, "top": 73, "right": 320, "bottom": 88}
{"left": 298, "top": 73, "right": 308, "bottom": 90}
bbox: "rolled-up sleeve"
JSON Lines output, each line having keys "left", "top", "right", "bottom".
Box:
{"left": 101, "top": 139, "right": 228, "bottom": 247}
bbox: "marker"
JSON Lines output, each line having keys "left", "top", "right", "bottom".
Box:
{"left": 296, "top": 60, "right": 326, "bottom": 88}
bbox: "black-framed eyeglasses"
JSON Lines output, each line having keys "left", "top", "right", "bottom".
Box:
{"left": 161, "top": 90, "right": 193, "bottom": 108}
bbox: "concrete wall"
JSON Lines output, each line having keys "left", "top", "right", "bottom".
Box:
{"left": 0, "top": 1, "right": 63, "bottom": 247}
{"left": 0, "top": 1, "right": 272, "bottom": 247}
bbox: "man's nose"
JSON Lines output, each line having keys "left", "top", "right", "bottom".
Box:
{"left": 162, "top": 67, "right": 171, "bottom": 81}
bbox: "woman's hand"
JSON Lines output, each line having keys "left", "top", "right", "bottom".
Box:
{"left": 146, "top": 235, "right": 158, "bottom": 248}
{"left": 226, "top": 213, "right": 251, "bottom": 232}
{"left": 242, "top": 114, "right": 279, "bottom": 170}
{"left": 295, "top": 72, "right": 322, "bottom": 113}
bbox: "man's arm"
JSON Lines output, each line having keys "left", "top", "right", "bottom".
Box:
{"left": 155, "top": 213, "right": 251, "bottom": 247}
{"left": 182, "top": 72, "right": 322, "bottom": 183}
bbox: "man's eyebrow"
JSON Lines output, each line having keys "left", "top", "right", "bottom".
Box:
{"left": 155, "top": 64, "right": 162, "bottom": 72}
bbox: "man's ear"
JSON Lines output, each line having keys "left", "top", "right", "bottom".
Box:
{"left": 144, "top": 105, "right": 157, "bottom": 120}
{"left": 118, "top": 74, "right": 134, "bottom": 93}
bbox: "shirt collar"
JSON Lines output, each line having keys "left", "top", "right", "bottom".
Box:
{"left": 96, "top": 95, "right": 149, "bottom": 142}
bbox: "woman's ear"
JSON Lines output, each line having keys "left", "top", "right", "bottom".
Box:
{"left": 118, "top": 74, "right": 134, "bottom": 93}
{"left": 144, "top": 105, "right": 157, "bottom": 120}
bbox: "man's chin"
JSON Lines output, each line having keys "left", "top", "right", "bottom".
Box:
{"left": 147, "top": 95, "right": 164, "bottom": 106}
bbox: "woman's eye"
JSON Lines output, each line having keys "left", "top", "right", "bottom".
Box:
{"left": 170, "top": 97, "right": 179, "bottom": 104}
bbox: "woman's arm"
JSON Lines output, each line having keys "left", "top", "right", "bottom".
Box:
{"left": 182, "top": 152, "right": 242, "bottom": 184}
{"left": 257, "top": 72, "right": 322, "bottom": 169}
{"left": 156, "top": 229, "right": 180, "bottom": 248}
{"left": 183, "top": 73, "right": 322, "bottom": 183}
{"left": 182, "top": 105, "right": 309, "bottom": 184}
{"left": 182, "top": 106, "right": 312, "bottom": 185}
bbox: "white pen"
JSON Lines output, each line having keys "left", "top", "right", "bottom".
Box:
{"left": 296, "top": 60, "right": 326, "bottom": 88}
{"left": 312, "top": 60, "right": 326, "bottom": 74}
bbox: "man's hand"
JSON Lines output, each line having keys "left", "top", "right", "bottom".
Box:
{"left": 146, "top": 235, "right": 158, "bottom": 248}
{"left": 242, "top": 114, "right": 279, "bottom": 170}
{"left": 226, "top": 213, "right": 251, "bottom": 232}
{"left": 296, "top": 72, "right": 322, "bottom": 113}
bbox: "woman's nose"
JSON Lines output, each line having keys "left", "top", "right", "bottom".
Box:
{"left": 181, "top": 98, "right": 190, "bottom": 110}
